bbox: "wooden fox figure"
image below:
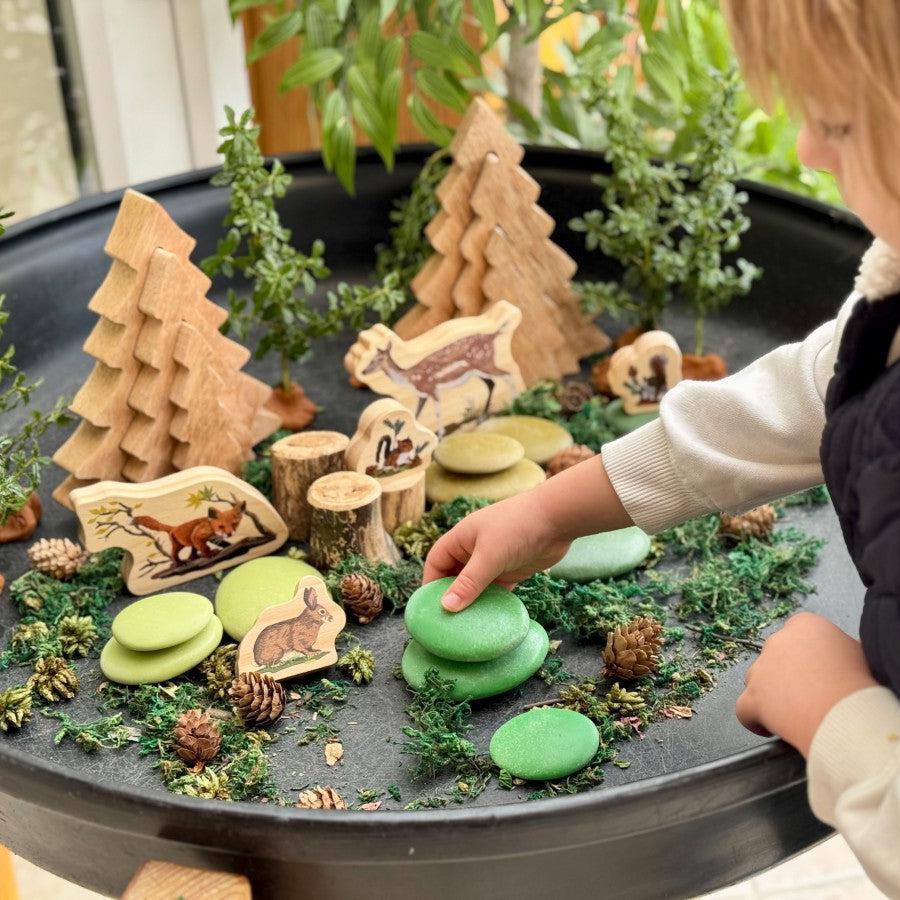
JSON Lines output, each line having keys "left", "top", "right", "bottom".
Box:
{"left": 133, "top": 500, "right": 246, "bottom": 562}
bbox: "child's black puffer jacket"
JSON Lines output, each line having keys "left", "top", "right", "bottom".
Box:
{"left": 821, "top": 289, "right": 900, "bottom": 697}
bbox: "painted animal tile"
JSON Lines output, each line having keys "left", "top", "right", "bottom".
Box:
{"left": 607, "top": 331, "right": 683, "bottom": 414}
{"left": 345, "top": 399, "right": 438, "bottom": 489}
{"left": 72, "top": 466, "right": 288, "bottom": 595}
{"left": 237, "top": 575, "right": 346, "bottom": 680}
{"left": 349, "top": 300, "right": 525, "bottom": 434}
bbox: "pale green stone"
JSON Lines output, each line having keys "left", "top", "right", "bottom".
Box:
{"left": 489, "top": 707, "right": 600, "bottom": 780}
{"left": 605, "top": 398, "right": 659, "bottom": 436}
{"left": 215, "top": 556, "right": 322, "bottom": 640}
{"left": 425, "top": 458, "right": 544, "bottom": 504}
{"left": 402, "top": 620, "right": 549, "bottom": 700}
{"left": 434, "top": 432, "right": 524, "bottom": 475}
{"left": 112, "top": 592, "right": 213, "bottom": 652}
{"left": 405, "top": 576, "right": 529, "bottom": 662}
{"left": 548, "top": 527, "right": 652, "bottom": 582}
{"left": 476, "top": 415, "right": 573, "bottom": 464}
{"left": 100, "top": 616, "right": 224, "bottom": 685}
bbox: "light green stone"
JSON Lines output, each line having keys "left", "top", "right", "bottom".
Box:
{"left": 402, "top": 619, "right": 549, "bottom": 700}
{"left": 215, "top": 556, "right": 322, "bottom": 640}
{"left": 100, "top": 616, "right": 224, "bottom": 685}
{"left": 476, "top": 415, "right": 573, "bottom": 464}
{"left": 548, "top": 527, "right": 652, "bottom": 582}
{"left": 405, "top": 576, "right": 530, "bottom": 662}
{"left": 111, "top": 592, "right": 213, "bottom": 652}
{"left": 489, "top": 707, "right": 600, "bottom": 781}
{"left": 425, "top": 458, "right": 544, "bottom": 504}
{"left": 606, "top": 398, "right": 659, "bottom": 436}
{"left": 434, "top": 432, "right": 525, "bottom": 475}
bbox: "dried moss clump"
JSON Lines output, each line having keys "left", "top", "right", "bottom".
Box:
{"left": 0, "top": 684, "right": 32, "bottom": 731}
{"left": 28, "top": 656, "right": 78, "bottom": 702}
{"left": 336, "top": 647, "right": 375, "bottom": 685}
{"left": 57, "top": 615, "right": 98, "bottom": 658}
{"left": 200, "top": 643, "right": 237, "bottom": 700}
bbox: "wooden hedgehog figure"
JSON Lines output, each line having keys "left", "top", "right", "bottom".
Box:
{"left": 253, "top": 586, "right": 333, "bottom": 667}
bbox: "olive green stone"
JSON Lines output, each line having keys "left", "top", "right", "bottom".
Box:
{"left": 100, "top": 616, "right": 224, "bottom": 685}
{"left": 402, "top": 619, "right": 549, "bottom": 700}
{"left": 405, "top": 576, "right": 530, "bottom": 662}
{"left": 606, "top": 398, "right": 659, "bottom": 436}
{"left": 433, "top": 432, "right": 525, "bottom": 475}
{"left": 548, "top": 527, "right": 652, "bottom": 582}
{"left": 425, "top": 459, "right": 545, "bottom": 504}
{"left": 489, "top": 707, "right": 600, "bottom": 781}
{"left": 215, "top": 556, "right": 322, "bottom": 640}
{"left": 111, "top": 592, "right": 213, "bottom": 652}
{"left": 476, "top": 415, "right": 573, "bottom": 464}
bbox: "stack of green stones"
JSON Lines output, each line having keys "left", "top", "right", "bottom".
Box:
{"left": 426, "top": 415, "right": 573, "bottom": 504}
{"left": 402, "top": 576, "right": 550, "bottom": 701}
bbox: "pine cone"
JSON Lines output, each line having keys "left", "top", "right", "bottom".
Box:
{"left": 27, "top": 538, "right": 89, "bottom": 581}
{"left": 57, "top": 615, "right": 98, "bottom": 658}
{"left": 340, "top": 573, "right": 384, "bottom": 624}
{"left": 719, "top": 504, "right": 776, "bottom": 540}
{"left": 200, "top": 643, "right": 238, "bottom": 700}
{"left": 28, "top": 656, "right": 78, "bottom": 702}
{"left": 0, "top": 684, "right": 32, "bottom": 731}
{"left": 603, "top": 616, "right": 663, "bottom": 680}
{"left": 173, "top": 709, "right": 222, "bottom": 773}
{"left": 229, "top": 671, "right": 286, "bottom": 726}
{"left": 297, "top": 786, "right": 347, "bottom": 810}
{"left": 546, "top": 444, "right": 595, "bottom": 477}
{"left": 557, "top": 381, "right": 595, "bottom": 415}
{"left": 605, "top": 682, "right": 646, "bottom": 715}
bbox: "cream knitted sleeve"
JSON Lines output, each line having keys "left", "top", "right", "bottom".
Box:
{"left": 600, "top": 298, "right": 855, "bottom": 534}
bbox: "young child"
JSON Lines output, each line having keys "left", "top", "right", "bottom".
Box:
{"left": 424, "top": 1, "right": 900, "bottom": 893}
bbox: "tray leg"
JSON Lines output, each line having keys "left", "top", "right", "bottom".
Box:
{"left": 123, "top": 860, "right": 251, "bottom": 899}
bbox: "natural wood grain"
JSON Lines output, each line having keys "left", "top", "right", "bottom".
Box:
{"left": 607, "top": 330, "right": 683, "bottom": 414}
{"left": 123, "top": 860, "right": 251, "bottom": 900}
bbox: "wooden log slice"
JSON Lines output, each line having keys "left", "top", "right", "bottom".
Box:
{"left": 381, "top": 474, "right": 426, "bottom": 534}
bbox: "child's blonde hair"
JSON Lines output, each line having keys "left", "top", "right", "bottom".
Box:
{"left": 723, "top": 0, "right": 900, "bottom": 195}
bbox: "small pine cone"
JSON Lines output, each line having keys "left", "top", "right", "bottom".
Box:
{"left": 605, "top": 682, "right": 646, "bottom": 716}
{"left": 546, "top": 444, "right": 595, "bottom": 477}
{"left": 200, "top": 643, "right": 238, "bottom": 700}
{"left": 0, "top": 684, "right": 33, "bottom": 732}
{"left": 297, "top": 786, "right": 347, "bottom": 810}
{"left": 228, "top": 671, "right": 286, "bottom": 726}
{"left": 57, "top": 615, "right": 98, "bottom": 658}
{"left": 27, "top": 538, "right": 89, "bottom": 581}
{"left": 557, "top": 381, "right": 594, "bottom": 415}
{"left": 173, "top": 709, "right": 222, "bottom": 773}
{"left": 340, "top": 574, "right": 384, "bottom": 624}
{"left": 28, "top": 656, "right": 78, "bottom": 702}
{"left": 603, "top": 616, "right": 663, "bottom": 680}
{"left": 719, "top": 504, "right": 776, "bottom": 540}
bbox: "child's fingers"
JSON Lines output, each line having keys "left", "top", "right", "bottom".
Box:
{"left": 441, "top": 554, "right": 499, "bottom": 612}
{"left": 423, "top": 532, "right": 467, "bottom": 585}
{"left": 734, "top": 688, "right": 772, "bottom": 737}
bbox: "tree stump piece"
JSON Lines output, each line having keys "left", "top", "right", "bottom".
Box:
{"left": 381, "top": 474, "right": 426, "bottom": 534}
{"left": 307, "top": 472, "right": 399, "bottom": 569}
{"left": 270, "top": 431, "right": 350, "bottom": 542}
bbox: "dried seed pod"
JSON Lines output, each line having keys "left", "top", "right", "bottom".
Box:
{"left": 546, "top": 444, "right": 594, "bottom": 476}
{"left": 297, "top": 786, "right": 347, "bottom": 810}
{"left": 557, "top": 381, "right": 595, "bottom": 415}
{"left": 28, "top": 656, "right": 78, "bottom": 702}
{"left": 719, "top": 504, "right": 776, "bottom": 540}
{"left": 340, "top": 573, "right": 384, "bottom": 624}
{"left": 27, "top": 537, "right": 89, "bottom": 580}
{"left": 228, "top": 671, "right": 286, "bottom": 726}
{"left": 173, "top": 709, "right": 222, "bottom": 773}
{"left": 602, "top": 616, "right": 663, "bottom": 680}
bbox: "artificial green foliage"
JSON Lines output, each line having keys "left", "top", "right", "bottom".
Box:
{"left": 506, "top": 380, "right": 564, "bottom": 420}
{"left": 0, "top": 684, "right": 32, "bottom": 732}
{"left": 393, "top": 496, "right": 491, "bottom": 559}
{"left": 297, "top": 721, "right": 339, "bottom": 747}
{"left": 202, "top": 107, "right": 403, "bottom": 391}
{"left": 780, "top": 484, "right": 830, "bottom": 507}
{"left": 45, "top": 710, "right": 138, "bottom": 753}
{"left": 3, "top": 621, "right": 61, "bottom": 668}
{"left": 200, "top": 644, "right": 238, "bottom": 700}
{"left": 336, "top": 646, "right": 375, "bottom": 685}
{"left": 242, "top": 428, "right": 292, "bottom": 498}
{"left": 326, "top": 553, "right": 423, "bottom": 610}
{"left": 0, "top": 292, "right": 69, "bottom": 524}
{"left": 295, "top": 677, "right": 351, "bottom": 720}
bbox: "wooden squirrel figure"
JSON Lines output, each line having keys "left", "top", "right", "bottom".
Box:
{"left": 133, "top": 500, "right": 246, "bottom": 563}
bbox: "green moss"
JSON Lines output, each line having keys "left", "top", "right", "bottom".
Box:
{"left": 241, "top": 428, "right": 292, "bottom": 498}
{"left": 393, "top": 497, "right": 492, "bottom": 559}
{"left": 336, "top": 647, "right": 375, "bottom": 685}
{"left": 45, "top": 710, "right": 138, "bottom": 752}
{"left": 326, "top": 554, "right": 423, "bottom": 611}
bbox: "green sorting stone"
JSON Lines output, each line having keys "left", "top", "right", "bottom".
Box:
{"left": 434, "top": 432, "right": 525, "bottom": 475}
{"left": 548, "top": 527, "right": 651, "bottom": 582}
{"left": 100, "top": 616, "right": 224, "bottom": 685}
{"left": 111, "top": 592, "right": 213, "bottom": 652}
{"left": 405, "top": 576, "right": 530, "bottom": 662}
{"left": 476, "top": 415, "right": 573, "bottom": 464}
{"left": 606, "top": 398, "right": 659, "bottom": 436}
{"left": 489, "top": 707, "right": 600, "bottom": 781}
{"left": 402, "top": 619, "right": 549, "bottom": 700}
{"left": 425, "top": 458, "right": 544, "bottom": 504}
{"left": 215, "top": 556, "right": 322, "bottom": 640}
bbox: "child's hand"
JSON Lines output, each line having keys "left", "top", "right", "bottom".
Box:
{"left": 735, "top": 611, "right": 879, "bottom": 757}
{"left": 423, "top": 491, "right": 572, "bottom": 612}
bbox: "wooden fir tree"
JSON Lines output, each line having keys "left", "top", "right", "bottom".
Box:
{"left": 53, "top": 190, "right": 279, "bottom": 508}
{"left": 393, "top": 97, "right": 609, "bottom": 384}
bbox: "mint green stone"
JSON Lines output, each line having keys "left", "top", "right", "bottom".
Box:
{"left": 100, "top": 616, "right": 224, "bottom": 685}
{"left": 477, "top": 415, "right": 573, "bottom": 464}
{"left": 215, "top": 556, "right": 322, "bottom": 640}
{"left": 112, "top": 592, "right": 213, "bottom": 652}
{"left": 489, "top": 707, "right": 600, "bottom": 780}
{"left": 606, "top": 398, "right": 659, "bottom": 436}
{"left": 434, "top": 432, "right": 525, "bottom": 475}
{"left": 405, "top": 576, "right": 530, "bottom": 662}
{"left": 548, "top": 527, "right": 652, "bottom": 582}
{"left": 402, "top": 620, "right": 550, "bottom": 700}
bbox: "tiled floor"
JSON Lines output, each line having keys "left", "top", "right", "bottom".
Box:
{"left": 10, "top": 835, "right": 888, "bottom": 898}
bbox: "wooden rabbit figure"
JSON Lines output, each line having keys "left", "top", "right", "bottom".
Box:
{"left": 253, "top": 586, "right": 333, "bottom": 667}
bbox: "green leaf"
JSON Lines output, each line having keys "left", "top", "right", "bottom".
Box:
{"left": 415, "top": 68, "right": 468, "bottom": 113}
{"left": 642, "top": 50, "right": 682, "bottom": 104}
{"left": 408, "top": 94, "right": 453, "bottom": 146}
{"left": 247, "top": 10, "right": 303, "bottom": 63}
{"left": 357, "top": 8, "right": 382, "bottom": 67}
{"left": 336, "top": 0, "right": 352, "bottom": 23}
{"left": 409, "top": 32, "right": 471, "bottom": 76}
{"left": 378, "top": 35, "right": 403, "bottom": 81}
{"left": 637, "top": 0, "right": 658, "bottom": 37}
{"left": 280, "top": 48, "right": 344, "bottom": 90}
{"left": 304, "top": 3, "right": 332, "bottom": 50}
{"left": 473, "top": 0, "right": 498, "bottom": 46}
{"left": 380, "top": 0, "right": 400, "bottom": 23}
{"left": 229, "top": 0, "right": 270, "bottom": 22}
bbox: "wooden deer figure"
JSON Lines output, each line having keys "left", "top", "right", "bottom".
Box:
{"left": 350, "top": 300, "right": 525, "bottom": 433}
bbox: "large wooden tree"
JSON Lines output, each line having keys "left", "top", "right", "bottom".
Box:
{"left": 393, "top": 98, "right": 609, "bottom": 384}
{"left": 53, "top": 190, "right": 278, "bottom": 508}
